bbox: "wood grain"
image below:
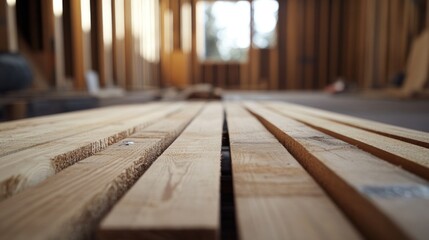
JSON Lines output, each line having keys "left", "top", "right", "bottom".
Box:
{"left": 99, "top": 103, "right": 223, "bottom": 240}
{"left": 226, "top": 103, "right": 360, "bottom": 240}
{"left": 246, "top": 102, "right": 429, "bottom": 240}
{"left": 0, "top": 103, "right": 160, "bottom": 157}
{"left": 0, "top": 102, "right": 204, "bottom": 240}
{"left": 266, "top": 102, "right": 429, "bottom": 148}
{"left": 0, "top": 103, "right": 183, "bottom": 200}
{"left": 265, "top": 102, "right": 429, "bottom": 180}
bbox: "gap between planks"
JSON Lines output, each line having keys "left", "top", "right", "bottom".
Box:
{"left": 226, "top": 103, "right": 361, "bottom": 240}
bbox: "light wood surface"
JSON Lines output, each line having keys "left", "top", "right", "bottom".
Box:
{"left": 267, "top": 102, "right": 429, "bottom": 148}
{"left": 0, "top": 103, "right": 183, "bottom": 200}
{"left": 0, "top": 102, "right": 204, "bottom": 240}
{"left": 0, "top": 101, "right": 427, "bottom": 239}
{"left": 99, "top": 103, "right": 223, "bottom": 240}
{"left": 246, "top": 102, "right": 429, "bottom": 240}
{"left": 0, "top": 103, "right": 159, "bottom": 157}
{"left": 265, "top": 102, "right": 429, "bottom": 181}
{"left": 226, "top": 103, "right": 360, "bottom": 240}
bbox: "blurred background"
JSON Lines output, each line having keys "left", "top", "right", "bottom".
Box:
{"left": 0, "top": 0, "right": 428, "bottom": 129}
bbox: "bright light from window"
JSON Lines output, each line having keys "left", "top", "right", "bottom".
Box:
{"left": 197, "top": 1, "right": 250, "bottom": 62}
{"left": 102, "top": 0, "right": 112, "bottom": 45}
{"left": 53, "top": 0, "right": 63, "bottom": 17}
{"left": 253, "top": 0, "right": 278, "bottom": 48}
{"left": 6, "top": 0, "right": 16, "bottom": 7}
{"left": 81, "top": 0, "right": 91, "bottom": 32}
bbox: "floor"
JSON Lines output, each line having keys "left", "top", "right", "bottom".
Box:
{"left": 224, "top": 91, "right": 429, "bottom": 132}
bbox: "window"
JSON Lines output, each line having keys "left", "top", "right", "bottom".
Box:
{"left": 252, "top": 0, "right": 278, "bottom": 49}
{"left": 197, "top": 1, "right": 250, "bottom": 62}
{"left": 197, "top": 0, "right": 278, "bottom": 62}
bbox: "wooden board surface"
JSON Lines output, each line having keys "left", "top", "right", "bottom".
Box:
{"left": 0, "top": 103, "right": 160, "bottom": 157}
{"left": 267, "top": 102, "right": 429, "bottom": 148}
{"left": 99, "top": 103, "right": 223, "bottom": 240}
{"left": 0, "top": 102, "right": 204, "bottom": 240}
{"left": 264, "top": 102, "right": 429, "bottom": 181}
{"left": 226, "top": 103, "right": 360, "bottom": 240}
{"left": 0, "top": 100, "right": 428, "bottom": 239}
{"left": 246, "top": 102, "right": 429, "bottom": 240}
{"left": 0, "top": 103, "right": 183, "bottom": 200}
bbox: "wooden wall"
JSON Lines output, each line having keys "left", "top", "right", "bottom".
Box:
{"left": 1, "top": 0, "right": 427, "bottom": 91}
{"left": 162, "top": 0, "right": 428, "bottom": 90}
{"left": 335, "top": 0, "right": 428, "bottom": 89}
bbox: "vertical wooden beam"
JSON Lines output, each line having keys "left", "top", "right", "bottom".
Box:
{"left": 303, "top": 0, "right": 316, "bottom": 89}
{"left": 276, "top": 0, "right": 286, "bottom": 89}
{"left": 53, "top": 0, "right": 66, "bottom": 89}
{"left": 357, "top": 0, "right": 368, "bottom": 87}
{"left": 99, "top": 0, "right": 114, "bottom": 87}
{"left": 269, "top": 45, "right": 279, "bottom": 90}
{"left": 191, "top": 0, "right": 199, "bottom": 85}
{"left": 124, "top": 0, "right": 132, "bottom": 89}
{"left": 0, "top": 1, "right": 7, "bottom": 51}
{"left": 363, "top": 0, "right": 376, "bottom": 89}
{"left": 328, "top": 0, "right": 340, "bottom": 85}
{"left": 286, "top": 0, "right": 299, "bottom": 89}
{"left": 376, "top": 0, "right": 389, "bottom": 87}
{"left": 40, "top": 0, "right": 56, "bottom": 86}
{"left": 317, "top": 0, "right": 330, "bottom": 88}
{"left": 171, "top": 0, "right": 180, "bottom": 50}
{"left": 426, "top": 2, "right": 429, "bottom": 29}
{"left": 71, "top": 0, "right": 85, "bottom": 90}
{"left": 5, "top": 0, "right": 18, "bottom": 52}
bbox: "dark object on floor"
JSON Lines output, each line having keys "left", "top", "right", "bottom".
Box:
{"left": 0, "top": 53, "right": 33, "bottom": 93}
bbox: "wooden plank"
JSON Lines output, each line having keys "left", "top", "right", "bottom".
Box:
{"left": 225, "top": 104, "right": 361, "bottom": 240}
{"left": 99, "top": 103, "right": 223, "bottom": 239}
{"left": 246, "top": 102, "right": 429, "bottom": 240}
{"left": 265, "top": 102, "right": 429, "bottom": 181}
{"left": 0, "top": 103, "right": 184, "bottom": 200}
{"left": 0, "top": 104, "right": 142, "bottom": 132}
{"left": 0, "top": 104, "right": 161, "bottom": 157}
{"left": 267, "top": 102, "right": 429, "bottom": 148}
{"left": 0, "top": 102, "right": 204, "bottom": 240}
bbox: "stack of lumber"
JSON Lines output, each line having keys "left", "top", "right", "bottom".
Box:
{"left": 0, "top": 101, "right": 428, "bottom": 240}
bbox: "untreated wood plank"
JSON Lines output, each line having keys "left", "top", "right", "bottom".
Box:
{"left": 0, "top": 103, "right": 184, "bottom": 200}
{"left": 0, "top": 102, "right": 204, "bottom": 240}
{"left": 246, "top": 102, "right": 429, "bottom": 240}
{"left": 0, "top": 103, "right": 161, "bottom": 157}
{"left": 0, "top": 105, "right": 130, "bottom": 132}
{"left": 265, "top": 102, "right": 429, "bottom": 181}
{"left": 267, "top": 102, "right": 429, "bottom": 148}
{"left": 99, "top": 103, "right": 223, "bottom": 240}
{"left": 226, "top": 103, "right": 361, "bottom": 240}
